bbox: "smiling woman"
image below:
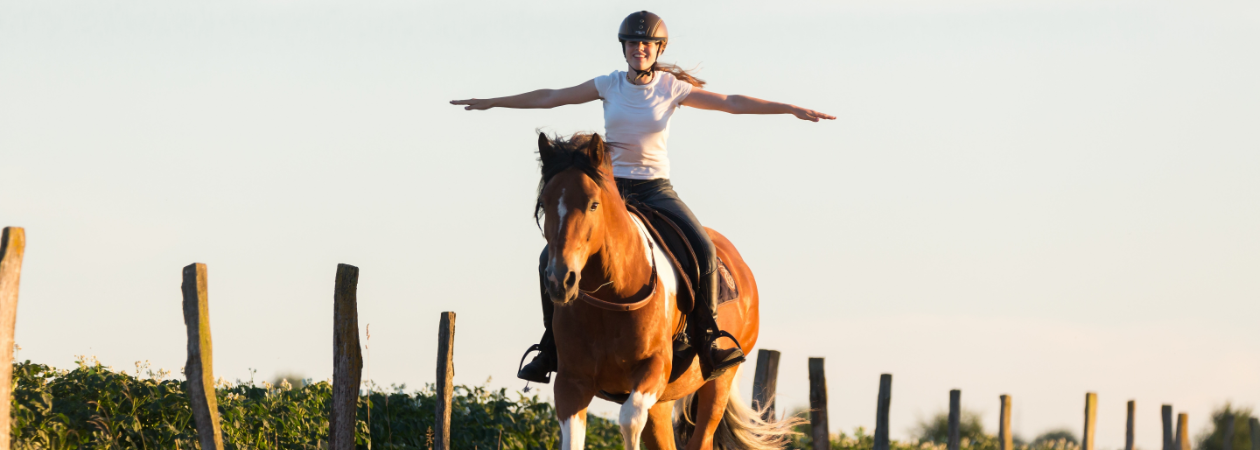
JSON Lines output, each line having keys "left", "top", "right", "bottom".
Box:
{"left": 449, "top": 9, "right": 831, "bottom": 450}
{"left": 450, "top": 9, "right": 834, "bottom": 391}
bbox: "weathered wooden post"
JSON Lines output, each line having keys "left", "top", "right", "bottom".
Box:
{"left": 752, "top": 349, "right": 781, "bottom": 421}
{"left": 999, "top": 395, "right": 1013, "bottom": 450}
{"left": 1222, "top": 413, "right": 1236, "bottom": 450}
{"left": 1083, "top": 393, "right": 1098, "bottom": 450}
{"left": 1134, "top": 398, "right": 1144, "bottom": 448}
{"left": 948, "top": 390, "right": 961, "bottom": 450}
{"left": 874, "top": 374, "right": 892, "bottom": 450}
{"left": 1177, "top": 413, "right": 1191, "bottom": 450}
{"left": 1248, "top": 418, "right": 1259, "bottom": 450}
{"left": 808, "top": 357, "right": 829, "bottom": 450}
{"left": 0, "top": 227, "right": 27, "bottom": 450}
{"left": 182, "top": 262, "right": 224, "bottom": 450}
{"left": 436, "top": 311, "right": 456, "bottom": 450}
{"left": 1163, "top": 405, "right": 1174, "bottom": 450}
{"left": 330, "top": 264, "right": 362, "bottom": 450}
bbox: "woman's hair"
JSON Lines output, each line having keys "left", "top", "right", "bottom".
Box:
{"left": 654, "top": 62, "right": 705, "bottom": 88}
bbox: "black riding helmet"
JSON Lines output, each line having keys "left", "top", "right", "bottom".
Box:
{"left": 618, "top": 11, "right": 668, "bottom": 78}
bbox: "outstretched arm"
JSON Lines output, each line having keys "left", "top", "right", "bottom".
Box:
{"left": 450, "top": 80, "right": 600, "bottom": 110}
{"left": 680, "top": 88, "right": 835, "bottom": 122}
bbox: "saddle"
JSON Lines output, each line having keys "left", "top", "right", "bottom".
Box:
{"left": 621, "top": 202, "right": 740, "bottom": 388}
{"left": 624, "top": 202, "right": 740, "bottom": 316}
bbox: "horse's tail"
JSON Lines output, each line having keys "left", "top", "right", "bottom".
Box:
{"left": 674, "top": 366, "right": 805, "bottom": 450}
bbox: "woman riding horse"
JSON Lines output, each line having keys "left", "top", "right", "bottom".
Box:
{"left": 452, "top": 11, "right": 834, "bottom": 384}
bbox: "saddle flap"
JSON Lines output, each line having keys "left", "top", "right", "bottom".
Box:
{"left": 626, "top": 203, "right": 696, "bottom": 315}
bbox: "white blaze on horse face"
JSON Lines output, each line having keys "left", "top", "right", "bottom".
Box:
{"left": 556, "top": 188, "right": 568, "bottom": 223}
{"left": 619, "top": 391, "right": 658, "bottom": 450}
{"left": 560, "top": 415, "right": 586, "bottom": 450}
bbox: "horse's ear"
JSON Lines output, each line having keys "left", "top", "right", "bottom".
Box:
{"left": 584, "top": 133, "right": 608, "bottom": 168}
{"left": 538, "top": 132, "right": 556, "bottom": 161}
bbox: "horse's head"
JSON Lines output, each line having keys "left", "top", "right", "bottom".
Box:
{"left": 535, "top": 132, "right": 619, "bottom": 305}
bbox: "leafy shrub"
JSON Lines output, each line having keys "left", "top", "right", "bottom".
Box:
{"left": 912, "top": 409, "right": 988, "bottom": 445}
{"left": 9, "top": 358, "right": 622, "bottom": 449}
{"left": 1196, "top": 404, "right": 1255, "bottom": 450}
{"left": 786, "top": 406, "right": 1081, "bottom": 450}
{"left": 1031, "top": 430, "right": 1078, "bottom": 447}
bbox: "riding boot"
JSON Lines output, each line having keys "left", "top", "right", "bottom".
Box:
{"left": 694, "top": 268, "right": 745, "bottom": 381}
{"left": 517, "top": 261, "right": 558, "bottom": 383}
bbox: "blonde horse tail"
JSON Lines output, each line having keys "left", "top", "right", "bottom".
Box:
{"left": 674, "top": 366, "right": 805, "bottom": 450}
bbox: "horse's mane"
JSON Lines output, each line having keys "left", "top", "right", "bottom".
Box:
{"left": 534, "top": 132, "right": 612, "bottom": 225}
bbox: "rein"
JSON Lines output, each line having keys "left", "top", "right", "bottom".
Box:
{"left": 575, "top": 208, "right": 660, "bottom": 312}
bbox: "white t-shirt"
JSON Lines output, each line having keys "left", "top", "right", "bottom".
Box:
{"left": 593, "top": 70, "right": 693, "bottom": 180}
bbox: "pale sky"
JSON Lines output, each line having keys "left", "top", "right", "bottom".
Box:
{"left": 2, "top": 1, "right": 1258, "bottom": 448}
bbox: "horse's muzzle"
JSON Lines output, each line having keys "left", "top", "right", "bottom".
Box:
{"left": 545, "top": 267, "right": 580, "bottom": 304}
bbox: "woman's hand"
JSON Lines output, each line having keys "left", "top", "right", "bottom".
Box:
{"left": 790, "top": 106, "right": 836, "bottom": 122}
{"left": 450, "top": 98, "right": 496, "bottom": 110}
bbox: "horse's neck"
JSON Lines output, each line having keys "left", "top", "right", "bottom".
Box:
{"left": 597, "top": 206, "right": 654, "bottom": 299}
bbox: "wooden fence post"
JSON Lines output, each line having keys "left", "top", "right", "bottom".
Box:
{"left": 1177, "top": 413, "right": 1190, "bottom": 450}
{"left": 182, "top": 263, "right": 224, "bottom": 450}
{"left": 874, "top": 374, "right": 892, "bottom": 450}
{"left": 751, "top": 349, "right": 781, "bottom": 422}
{"left": 808, "top": 357, "right": 829, "bottom": 450}
{"left": 1249, "top": 418, "right": 1259, "bottom": 450}
{"left": 1083, "top": 393, "right": 1098, "bottom": 450}
{"left": 330, "top": 264, "right": 362, "bottom": 450}
{"left": 999, "top": 395, "right": 1013, "bottom": 450}
{"left": 948, "top": 390, "right": 961, "bottom": 450}
{"left": 1163, "top": 405, "right": 1174, "bottom": 450}
{"left": 1134, "top": 398, "right": 1144, "bottom": 448}
{"left": 436, "top": 311, "right": 456, "bottom": 450}
{"left": 0, "top": 227, "right": 27, "bottom": 450}
{"left": 1222, "top": 413, "right": 1236, "bottom": 450}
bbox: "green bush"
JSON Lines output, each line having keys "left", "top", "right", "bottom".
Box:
{"left": 9, "top": 358, "right": 622, "bottom": 449}
{"left": 912, "top": 410, "right": 988, "bottom": 445}
{"left": 1196, "top": 404, "right": 1255, "bottom": 450}
{"left": 788, "top": 424, "right": 1082, "bottom": 450}
{"left": 786, "top": 406, "right": 1082, "bottom": 450}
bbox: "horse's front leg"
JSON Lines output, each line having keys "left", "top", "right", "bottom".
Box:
{"left": 555, "top": 374, "right": 596, "bottom": 450}
{"left": 642, "top": 401, "right": 677, "bottom": 450}
{"left": 620, "top": 355, "right": 670, "bottom": 450}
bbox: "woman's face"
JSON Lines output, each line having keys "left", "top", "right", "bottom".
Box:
{"left": 623, "top": 40, "right": 660, "bottom": 71}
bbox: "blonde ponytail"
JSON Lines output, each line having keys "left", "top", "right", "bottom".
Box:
{"left": 653, "top": 62, "right": 705, "bottom": 88}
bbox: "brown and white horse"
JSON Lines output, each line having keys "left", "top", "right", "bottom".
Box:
{"left": 535, "top": 132, "right": 798, "bottom": 450}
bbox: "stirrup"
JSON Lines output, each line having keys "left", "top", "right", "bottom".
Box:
{"left": 715, "top": 330, "right": 745, "bottom": 353}
{"left": 710, "top": 331, "right": 746, "bottom": 371}
{"left": 699, "top": 331, "right": 747, "bottom": 381}
{"left": 516, "top": 344, "right": 552, "bottom": 384}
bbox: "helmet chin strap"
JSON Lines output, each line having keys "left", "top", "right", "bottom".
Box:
{"left": 627, "top": 50, "right": 658, "bottom": 83}
{"left": 631, "top": 64, "right": 654, "bottom": 82}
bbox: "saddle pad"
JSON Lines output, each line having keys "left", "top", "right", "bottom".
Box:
{"left": 716, "top": 257, "right": 740, "bottom": 305}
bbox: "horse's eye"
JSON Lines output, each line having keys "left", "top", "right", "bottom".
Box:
{"left": 589, "top": 202, "right": 599, "bottom": 211}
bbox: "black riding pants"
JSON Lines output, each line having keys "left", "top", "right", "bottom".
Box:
{"left": 536, "top": 178, "right": 719, "bottom": 332}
